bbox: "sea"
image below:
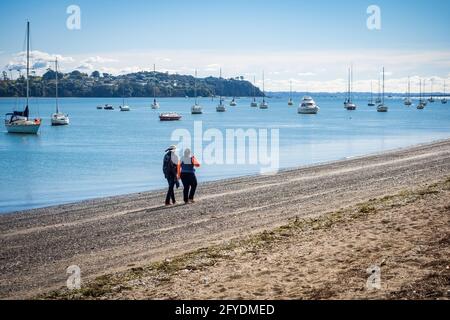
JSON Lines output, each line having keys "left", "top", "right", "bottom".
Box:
{"left": 1, "top": 95, "right": 449, "bottom": 214}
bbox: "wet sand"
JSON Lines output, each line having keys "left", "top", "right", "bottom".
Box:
{"left": 1, "top": 139, "right": 450, "bottom": 299}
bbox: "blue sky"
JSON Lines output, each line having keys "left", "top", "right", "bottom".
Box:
{"left": 1, "top": 0, "right": 449, "bottom": 92}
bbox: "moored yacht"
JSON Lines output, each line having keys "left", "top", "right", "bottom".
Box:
{"left": 259, "top": 71, "right": 269, "bottom": 109}
{"left": 151, "top": 64, "right": 160, "bottom": 109}
{"left": 5, "top": 22, "right": 41, "bottom": 134}
{"left": 159, "top": 112, "right": 181, "bottom": 121}
{"left": 298, "top": 96, "right": 320, "bottom": 114}
{"left": 417, "top": 79, "right": 425, "bottom": 109}
{"left": 377, "top": 67, "right": 388, "bottom": 112}
{"left": 344, "top": 66, "right": 357, "bottom": 110}
{"left": 250, "top": 76, "right": 258, "bottom": 107}
{"left": 404, "top": 76, "right": 412, "bottom": 106}
{"left": 442, "top": 81, "right": 447, "bottom": 104}
{"left": 288, "top": 81, "right": 294, "bottom": 106}
{"left": 368, "top": 81, "right": 375, "bottom": 106}
{"left": 191, "top": 70, "right": 203, "bottom": 114}
{"left": 51, "top": 58, "right": 69, "bottom": 126}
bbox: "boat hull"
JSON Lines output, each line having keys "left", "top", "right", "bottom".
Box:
{"left": 377, "top": 106, "right": 388, "bottom": 112}
{"left": 6, "top": 123, "right": 40, "bottom": 134}
{"left": 298, "top": 107, "right": 319, "bottom": 114}
{"left": 51, "top": 114, "right": 70, "bottom": 126}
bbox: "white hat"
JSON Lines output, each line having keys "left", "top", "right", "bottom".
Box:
{"left": 165, "top": 145, "right": 177, "bottom": 152}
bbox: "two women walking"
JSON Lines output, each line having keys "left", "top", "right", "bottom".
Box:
{"left": 163, "top": 145, "right": 200, "bottom": 206}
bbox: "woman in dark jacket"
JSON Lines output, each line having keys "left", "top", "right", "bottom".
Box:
{"left": 177, "top": 148, "right": 200, "bottom": 204}
{"left": 163, "top": 145, "right": 179, "bottom": 206}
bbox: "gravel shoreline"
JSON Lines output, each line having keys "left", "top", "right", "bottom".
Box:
{"left": 1, "top": 139, "right": 450, "bottom": 299}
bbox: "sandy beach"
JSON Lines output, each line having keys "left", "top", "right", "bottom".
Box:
{"left": 1, "top": 139, "right": 450, "bottom": 299}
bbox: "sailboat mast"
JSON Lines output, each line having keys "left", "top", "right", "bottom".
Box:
{"left": 347, "top": 67, "right": 350, "bottom": 101}
{"left": 382, "top": 67, "right": 385, "bottom": 105}
{"left": 370, "top": 81, "right": 373, "bottom": 102}
{"left": 195, "top": 69, "right": 198, "bottom": 105}
{"left": 153, "top": 64, "right": 156, "bottom": 102}
{"left": 262, "top": 71, "right": 265, "bottom": 102}
{"left": 350, "top": 65, "right": 353, "bottom": 102}
{"left": 290, "top": 80, "right": 292, "bottom": 100}
{"left": 26, "top": 21, "right": 30, "bottom": 109}
{"left": 253, "top": 76, "right": 256, "bottom": 101}
{"left": 55, "top": 58, "right": 59, "bottom": 114}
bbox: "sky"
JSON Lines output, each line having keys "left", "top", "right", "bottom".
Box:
{"left": 0, "top": 0, "right": 449, "bottom": 92}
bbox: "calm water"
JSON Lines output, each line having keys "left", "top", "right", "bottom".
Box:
{"left": 1, "top": 96, "right": 449, "bottom": 214}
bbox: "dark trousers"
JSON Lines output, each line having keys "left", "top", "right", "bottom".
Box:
{"left": 180, "top": 173, "right": 197, "bottom": 203}
{"left": 165, "top": 176, "right": 176, "bottom": 205}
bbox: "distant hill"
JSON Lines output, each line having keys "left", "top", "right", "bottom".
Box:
{"left": 0, "top": 70, "right": 264, "bottom": 98}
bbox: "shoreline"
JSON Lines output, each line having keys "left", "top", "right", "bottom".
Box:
{"left": 3, "top": 137, "right": 450, "bottom": 216}
{"left": 0, "top": 138, "right": 449, "bottom": 299}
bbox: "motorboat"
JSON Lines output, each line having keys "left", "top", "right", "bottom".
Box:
{"left": 159, "top": 112, "right": 181, "bottom": 121}
{"left": 298, "top": 96, "right": 320, "bottom": 114}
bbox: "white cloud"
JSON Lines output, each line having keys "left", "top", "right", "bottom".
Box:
{"left": 83, "top": 56, "right": 118, "bottom": 64}
{"left": 2, "top": 48, "right": 450, "bottom": 92}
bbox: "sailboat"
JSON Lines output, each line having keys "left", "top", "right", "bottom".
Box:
{"left": 51, "top": 58, "right": 70, "bottom": 125}
{"left": 250, "top": 76, "right": 258, "bottom": 107}
{"left": 151, "top": 64, "right": 160, "bottom": 109}
{"left": 288, "top": 81, "right": 294, "bottom": 106}
{"left": 428, "top": 79, "right": 435, "bottom": 103}
{"left": 442, "top": 81, "right": 448, "bottom": 104}
{"left": 230, "top": 97, "right": 237, "bottom": 106}
{"left": 404, "top": 76, "right": 412, "bottom": 106}
{"left": 216, "top": 69, "right": 226, "bottom": 112}
{"left": 417, "top": 79, "right": 425, "bottom": 109}
{"left": 377, "top": 67, "right": 388, "bottom": 112}
{"left": 5, "top": 21, "right": 41, "bottom": 134}
{"left": 375, "top": 77, "right": 382, "bottom": 104}
{"left": 368, "top": 81, "right": 375, "bottom": 106}
{"left": 259, "top": 71, "right": 268, "bottom": 109}
{"left": 344, "top": 66, "right": 356, "bottom": 110}
{"left": 191, "top": 70, "right": 203, "bottom": 114}
{"left": 119, "top": 94, "right": 130, "bottom": 111}
{"left": 422, "top": 79, "right": 428, "bottom": 106}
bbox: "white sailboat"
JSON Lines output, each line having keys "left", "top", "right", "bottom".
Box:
{"left": 344, "top": 66, "right": 356, "bottom": 110}
{"left": 216, "top": 69, "right": 226, "bottom": 112}
{"left": 368, "top": 81, "right": 375, "bottom": 106}
{"left": 191, "top": 70, "right": 203, "bottom": 114}
{"left": 119, "top": 82, "right": 130, "bottom": 111}
{"left": 375, "top": 77, "right": 382, "bottom": 104}
{"left": 428, "top": 79, "right": 435, "bottom": 103}
{"left": 298, "top": 96, "right": 320, "bottom": 114}
{"left": 442, "top": 81, "right": 448, "bottom": 104}
{"left": 151, "top": 64, "right": 160, "bottom": 109}
{"left": 51, "top": 58, "right": 70, "bottom": 125}
{"left": 259, "top": 71, "right": 268, "bottom": 109}
{"left": 417, "top": 79, "right": 425, "bottom": 109}
{"left": 288, "top": 81, "right": 294, "bottom": 106}
{"left": 230, "top": 97, "right": 237, "bottom": 106}
{"left": 404, "top": 76, "right": 412, "bottom": 106}
{"left": 250, "top": 76, "right": 258, "bottom": 107}
{"left": 377, "top": 67, "right": 389, "bottom": 112}
{"left": 5, "top": 21, "right": 41, "bottom": 134}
